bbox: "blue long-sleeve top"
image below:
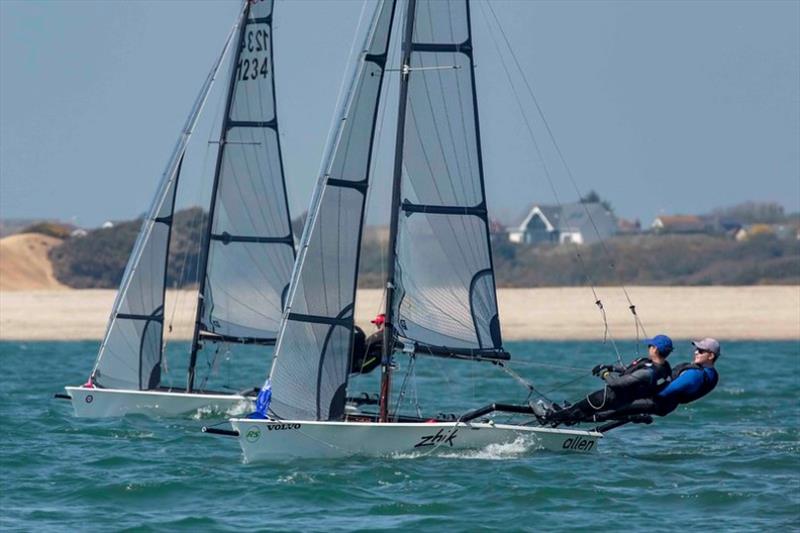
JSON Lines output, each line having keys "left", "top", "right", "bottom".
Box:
{"left": 657, "top": 364, "right": 718, "bottom": 404}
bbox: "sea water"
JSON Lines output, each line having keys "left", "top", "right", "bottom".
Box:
{"left": 1, "top": 340, "right": 798, "bottom": 531}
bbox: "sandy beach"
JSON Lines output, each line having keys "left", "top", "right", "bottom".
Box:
{"left": 1, "top": 286, "right": 797, "bottom": 341}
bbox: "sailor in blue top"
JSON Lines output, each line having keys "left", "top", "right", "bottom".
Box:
{"left": 589, "top": 337, "right": 721, "bottom": 421}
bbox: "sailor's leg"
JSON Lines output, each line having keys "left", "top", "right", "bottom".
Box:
{"left": 592, "top": 399, "right": 657, "bottom": 422}
{"left": 549, "top": 388, "right": 614, "bottom": 423}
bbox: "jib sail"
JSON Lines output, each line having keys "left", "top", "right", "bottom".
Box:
{"left": 267, "top": 0, "right": 398, "bottom": 421}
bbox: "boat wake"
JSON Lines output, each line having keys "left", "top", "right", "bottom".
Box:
{"left": 392, "top": 436, "right": 542, "bottom": 461}
{"left": 190, "top": 400, "right": 251, "bottom": 420}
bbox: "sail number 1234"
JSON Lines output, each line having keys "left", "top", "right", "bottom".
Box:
{"left": 237, "top": 29, "right": 269, "bottom": 81}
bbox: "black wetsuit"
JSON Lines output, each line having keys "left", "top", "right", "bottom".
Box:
{"left": 549, "top": 358, "right": 672, "bottom": 424}
{"left": 349, "top": 326, "right": 383, "bottom": 375}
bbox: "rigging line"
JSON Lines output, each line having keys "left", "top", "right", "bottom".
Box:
{"left": 391, "top": 353, "right": 416, "bottom": 421}
{"left": 540, "top": 371, "right": 593, "bottom": 397}
{"left": 363, "top": 55, "right": 392, "bottom": 317}
{"left": 477, "top": 2, "right": 623, "bottom": 363}
{"left": 482, "top": 1, "right": 648, "bottom": 340}
{"left": 494, "top": 361, "right": 555, "bottom": 403}
{"left": 505, "top": 359, "right": 587, "bottom": 372}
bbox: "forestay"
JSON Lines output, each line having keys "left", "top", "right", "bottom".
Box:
{"left": 197, "top": 0, "right": 295, "bottom": 346}
{"left": 391, "top": 0, "right": 505, "bottom": 359}
{"left": 268, "top": 0, "right": 398, "bottom": 421}
{"left": 90, "top": 14, "right": 242, "bottom": 390}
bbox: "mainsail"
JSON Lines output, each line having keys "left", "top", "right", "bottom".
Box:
{"left": 189, "top": 0, "right": 295, "bottom": 389}
{"left": 387, "top": 0, "right": 506, "bottom": 360}
{"left": 268, "top": 0, "right": 398, "bottom": 421}
{"left": 90, "top": 13, "right": 242, "bottom": 390}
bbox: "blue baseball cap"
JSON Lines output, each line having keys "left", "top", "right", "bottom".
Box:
{"left": 645, "top": 334, "right": 673, "bottom": 356}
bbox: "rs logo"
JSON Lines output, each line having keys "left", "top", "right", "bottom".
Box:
{"left": 245, "top": 427, "right": 261, "bottom": 442}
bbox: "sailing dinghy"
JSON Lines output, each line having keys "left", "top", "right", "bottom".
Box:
{"left": 63, "top": 0, "right": 296, "bottom": 418}
{"left": 205, "top": 0, "right": 603, "bottom": 460}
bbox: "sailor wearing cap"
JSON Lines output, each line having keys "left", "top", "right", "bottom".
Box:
{"left": 654, "top": 337, "right": 720, "bottom": 409}
{"left": 349, "top": 314, "right": 386, "bottom": 375}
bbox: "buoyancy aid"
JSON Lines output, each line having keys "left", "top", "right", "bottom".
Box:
{"left": 617, "top": 358, "right": 672, "bottom": 398}
{"left": 660, "top": 362, "right": 719, "bottom": 404}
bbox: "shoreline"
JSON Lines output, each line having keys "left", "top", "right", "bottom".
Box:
{"left": 1, "top": 286, "right": 798, "bottom": 342}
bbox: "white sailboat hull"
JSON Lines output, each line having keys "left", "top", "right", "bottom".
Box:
{"left": 65, "top": 386, "right": 253, "bottom": 418}
{"left": 229, "top": 419, "right": 602, "bottom": 461}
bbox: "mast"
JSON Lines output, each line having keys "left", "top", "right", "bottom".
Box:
{"left": 380, "top": 0, "right": 417, "bottom": 423}
{"left": 188, "top": 2, "right": 251, "bottom": 392}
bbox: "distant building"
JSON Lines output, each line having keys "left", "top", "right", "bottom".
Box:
{"left": 508, "top": 202, "right": 617, "bottom": 245}
{"left": 650, "top": 215, "right": 707, "bottom": 234}
{"left": 616, "top": 217, "right": 641, "bottom": 235}
{"left": 70, "top": 228, "right": 88, "bottom": 238}
{"left": 735, "top": 223, "right": 798, "bottom": 241}
{"left": 101, "top": 221, "right": 114, "bottom": 229}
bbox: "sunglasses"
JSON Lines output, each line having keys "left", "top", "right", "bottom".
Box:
{"left": 694, "top": 348, "right": 713, "bottom": 355}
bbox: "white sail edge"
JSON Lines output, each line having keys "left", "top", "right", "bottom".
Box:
{"left": 91, "top": 4, "right": 247, "bottom": 378}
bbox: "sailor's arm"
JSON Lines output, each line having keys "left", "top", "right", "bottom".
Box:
{"left": 602, "top": 367, "right": 651, "bottom": 390}
{"left": 657, "top": 369, "right": 703, "bottom": 400}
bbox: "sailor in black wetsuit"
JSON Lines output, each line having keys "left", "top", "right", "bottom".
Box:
{"left": 349, "top": 313, "right": 385, "bottom": 375}
{"left": 545, "top": 334, "right": 674, "bottom": 424}
{"left": 590, "top": 337, "right": 720, "bottom": 421}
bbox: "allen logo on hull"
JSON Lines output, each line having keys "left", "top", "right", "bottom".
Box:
{"left": 85, "top": 395, "right": 93, "bottom": 404}
{"left": 562, "top": 437, "right": 595, "bottom": 451}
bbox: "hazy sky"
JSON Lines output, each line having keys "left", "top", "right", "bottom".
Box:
{"left": 1, "top": 0, "right": 798, "bottom": 228}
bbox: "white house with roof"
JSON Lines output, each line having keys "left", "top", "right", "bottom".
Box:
{"left": 508, "top": 202, "right": 617, "bottom": 245}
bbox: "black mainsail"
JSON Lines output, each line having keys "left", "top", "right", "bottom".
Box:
{"left": 188, "top": 0, "right": 295, "bottom": 391}
{"left": 267, "top": 0, "right": 398, "bottom": 421}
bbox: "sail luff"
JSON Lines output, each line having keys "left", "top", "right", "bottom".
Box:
{"left": 90, "top": 9, "right": 244, "bottom": 390}
{"left": 188, "top": 1, "right": 251, "bottom": 392}
{"left": 380, "top": 0, "right": 418, "bottom": 423}
{"left": 267, "top": 0, "right": 398, "bottom": 421}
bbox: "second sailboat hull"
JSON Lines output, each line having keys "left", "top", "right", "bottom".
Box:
{"left": 229, "top": 419, "right": 602, "bottom": 461}
{"left": 65, "top": 386, "right": 253, "bottom": 418}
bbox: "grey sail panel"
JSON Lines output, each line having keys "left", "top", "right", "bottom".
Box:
{"left": 89, "top": 7, "right": 242, "bottom": 390}
{"left": 93, "top": 167, "right": 177, "bottom": 390}
{"left": 268, "top": 0, "right": 397, "bottom": 421}
{"left": 392, "top": 0, "right": 504, "bottom": 358}
{"left": 200, "top": 0, "right": 294, "bottom": 344}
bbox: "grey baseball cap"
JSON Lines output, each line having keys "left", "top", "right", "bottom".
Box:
{"left": 692, "top": 337, "right": 721, "bottom": 357}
